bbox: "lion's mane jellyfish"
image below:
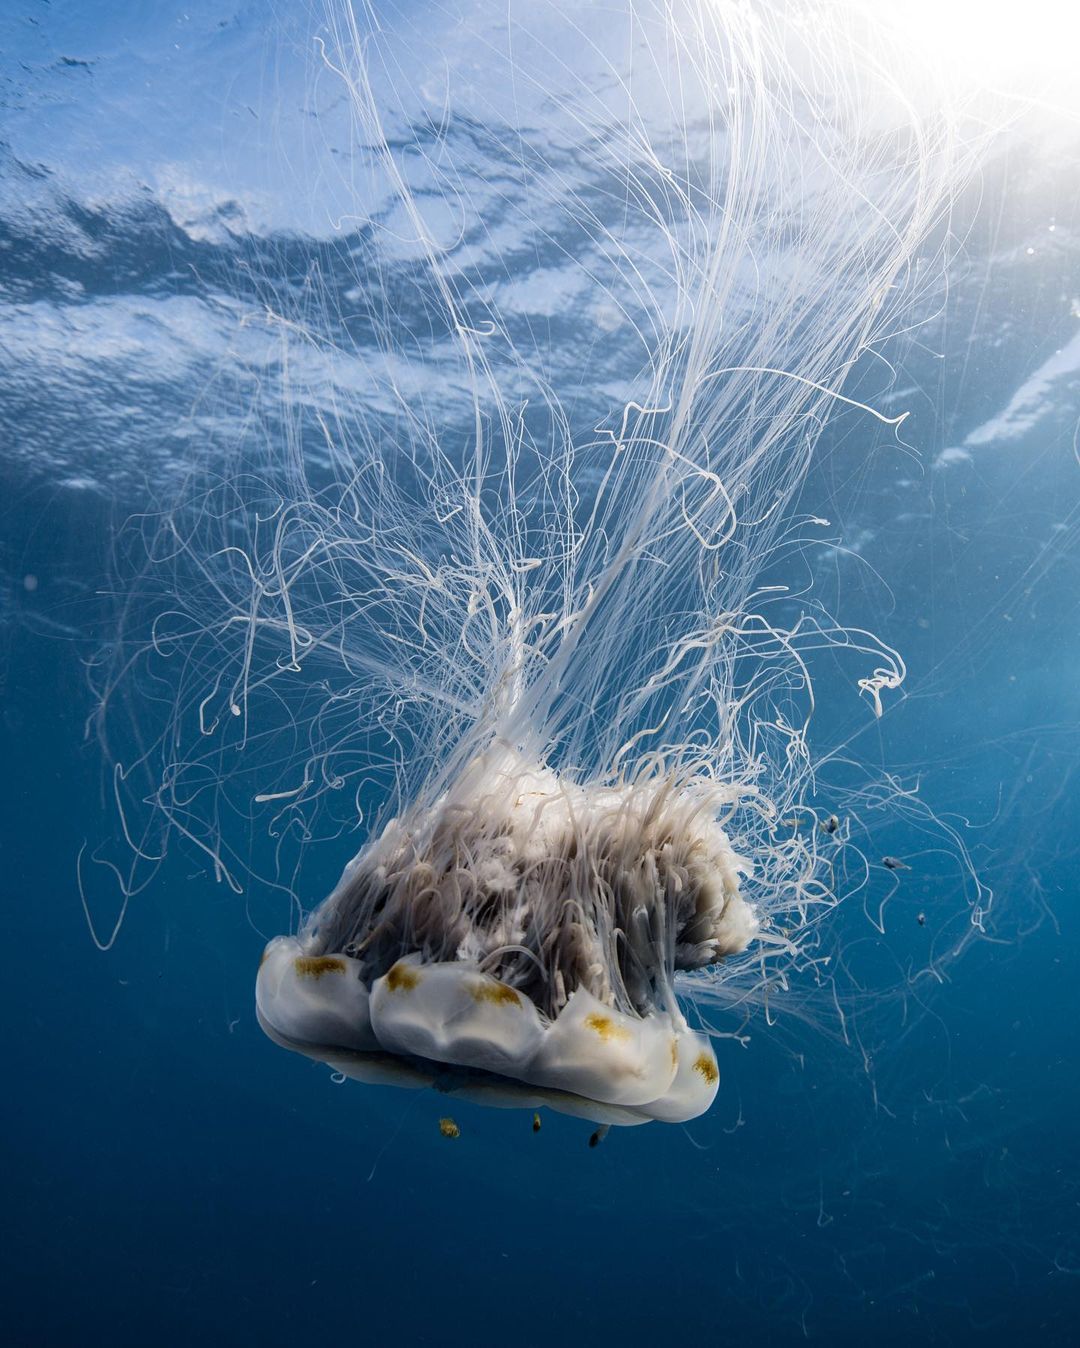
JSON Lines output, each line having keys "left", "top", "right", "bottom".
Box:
{"left": 98, "top": 0, "right": 989, "bottom": 1127}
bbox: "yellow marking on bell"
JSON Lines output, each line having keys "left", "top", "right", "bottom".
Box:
{"left": 386, "top": 962, "right": 421, "bottom": 992}
{"left": 470, "top": 979, "right": 521, "bottom": 1007}
{"left": 671, "top": 1038, "right": 680, "bottom": 1070}
{"left": 584, "top": 1012, "right": 631, "bottom": 1042}
{"left": 693, "top": 1053, "right": 719, "bottom": 1085}
{"left": 438, "top": 1117, "right": 461, "bottom": 1139}
{"left": 294, "top": 956, "right": 346, "bottom": 980}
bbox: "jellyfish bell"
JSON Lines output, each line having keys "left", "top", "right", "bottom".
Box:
{"left": 256, "top": 745, "right": 749, "bottom": 1124}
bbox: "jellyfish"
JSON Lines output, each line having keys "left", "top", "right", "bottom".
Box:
{"left": 96, "top": 0, "right": 989, "bottom": 1127}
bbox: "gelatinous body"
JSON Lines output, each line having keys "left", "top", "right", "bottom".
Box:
{"left": 258, "top": 751, "right": 734, "bottom": 1122}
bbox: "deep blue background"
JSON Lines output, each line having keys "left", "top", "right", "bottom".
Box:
{"left": 2, "top": 3, "right": 1079, "bottom": 1343}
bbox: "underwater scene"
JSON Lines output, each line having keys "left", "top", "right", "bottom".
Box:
{"left": 2, "top": 1, "right": 1078, "bottom": 1343}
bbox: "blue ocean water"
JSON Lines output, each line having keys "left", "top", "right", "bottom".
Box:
{"left": 2, "top": 3, "right": 1079, "bottom": 1344}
